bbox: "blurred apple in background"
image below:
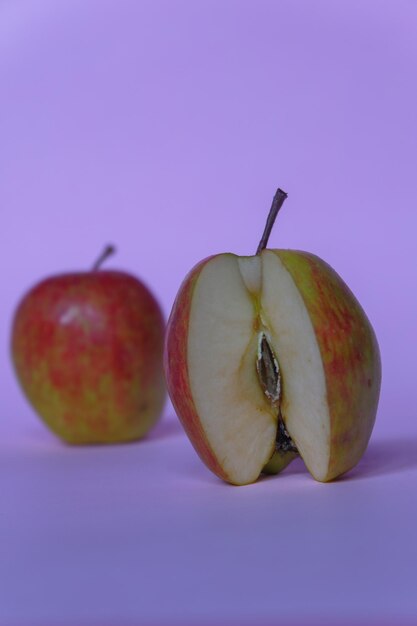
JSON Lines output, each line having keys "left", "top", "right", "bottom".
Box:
{"left": 11, "top": 246, "right": 166, "bottom": 444}
{"left": 164, "top": 190, "right": 381, "bottom": 485}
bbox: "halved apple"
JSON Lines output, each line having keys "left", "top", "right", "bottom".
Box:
{"left": 164, "top": 190, "right": 381, "bottom": 485}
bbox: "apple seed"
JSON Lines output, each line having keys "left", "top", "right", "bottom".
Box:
{"left": 256, "top": 333, "right": 281, "bottom": 404}
{"left": 256, "top": 332, "right": 298, "bottom": 456}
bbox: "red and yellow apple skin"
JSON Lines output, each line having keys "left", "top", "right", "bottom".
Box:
{"left": 164, "top": 250, "right": 381, "bottom": 483}
{"left": 12, "top": 271, "right": 166, "bottom": 444}
{"left": 164, "top": 257, "right": 231, "bottom": 482}
{"left": 276, "top": 251, "right": 381, "bottom": 481}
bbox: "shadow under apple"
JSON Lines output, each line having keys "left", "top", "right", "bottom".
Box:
{"left": 260, "top": 435, "right": 417, "bottom": 483}
{"left": 345, "top": 435, "right": 417, "bottom": 480}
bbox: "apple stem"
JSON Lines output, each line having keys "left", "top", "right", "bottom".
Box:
{"left": 92, "top": 245, "right": 116, "bottom": 271}
{"left": 256, "top": 188, "right": 288, "bottom": 255}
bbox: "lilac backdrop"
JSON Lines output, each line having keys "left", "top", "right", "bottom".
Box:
{"left": 1, "top": 1, "right": 417, "bottom": 625}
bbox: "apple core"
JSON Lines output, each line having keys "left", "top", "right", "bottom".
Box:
{"left": 256, "top": 331, "right": 299, "bottom": 470}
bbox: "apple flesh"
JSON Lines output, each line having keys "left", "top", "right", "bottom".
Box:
{"left": 165, "top": 248, "right": 381, "bottom": 486}
{"left": 12, "top": 263, "right": 166, "bottom": 444}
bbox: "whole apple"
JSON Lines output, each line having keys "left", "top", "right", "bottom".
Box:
{"left": 11, "top": 246, "right": 166, "bottom": 444}
{"left": 164, "top": 190, "right": 381, "bottom": 485}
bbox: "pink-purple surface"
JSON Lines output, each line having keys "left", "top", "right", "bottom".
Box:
{"left": 1, "top": 1, "right": 417, "bottom": 624}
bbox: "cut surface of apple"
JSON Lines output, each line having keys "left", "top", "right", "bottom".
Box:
{"left": 165, "top": 249, "right": 381, "bottom": 486}
{"left": 186, "top": 254, "right": 277, "bottom": 485}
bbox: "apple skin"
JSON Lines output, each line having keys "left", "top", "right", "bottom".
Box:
{"left": 164, "top": 256, "right": 231, "bottom": 482}
{"left": 276, "top": 250, "right": 381, "bottom": 481}
{"left": 164, "top": 250, "right": 381, "bottom": 483}
{"left": 12, "top": 270, "right": 166, "bottom": 444}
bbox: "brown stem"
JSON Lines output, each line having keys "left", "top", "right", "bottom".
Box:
{"left": 92, "top": 244, "right": 116, "bottom": 271}
{"left": 256, "top": 188, "right": 288, "bottom": 255}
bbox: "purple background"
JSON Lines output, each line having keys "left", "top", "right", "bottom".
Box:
{"left": 1, "top": 1, "right": 417, "bottom": 624}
